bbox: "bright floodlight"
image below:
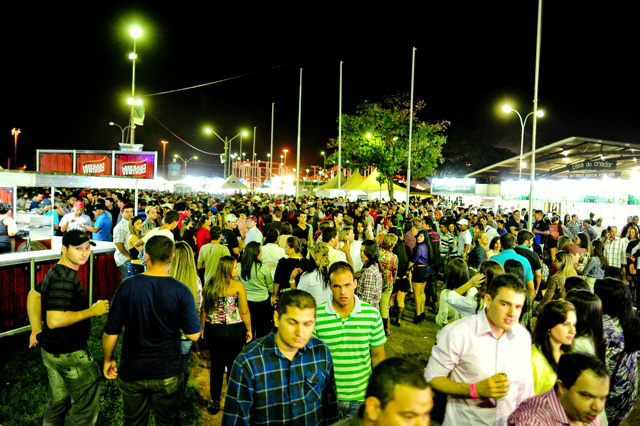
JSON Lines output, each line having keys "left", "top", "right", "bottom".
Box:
{"left": 174, "top": 154, "right": 178, "bottom": 158}
{"left": 194, "top": 156, "right": 198, "bottom": 160}
{"left": 204, "top": 128, "right": 213, "bottom": 134}
{"left": 130, "top": 25, "right": 142, "bottom": 39}
{"left": 129, "top": 52, "right": 138, "bottom": 60}
{"left": 366, "top": 133, "right": 373, "bottom": 139}
{"left": 536, "top": 110, "right": 545, "bottom": 118}
{"left": 242, "top": 131, "right": 249, "bottom": 136}
{"left": 320, "top": 151, "right": 325, "bottom": 155}
{"left": 502, "top": 105, "right": 513, "bottom": 113}
{"left": 109, "top": 122, "right": 115, "bottom": 126}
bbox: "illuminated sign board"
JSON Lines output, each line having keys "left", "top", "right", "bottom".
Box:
{"left": 431, "top": 178, "right": 476, "bottom": 194}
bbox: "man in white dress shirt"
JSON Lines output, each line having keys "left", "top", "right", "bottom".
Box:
{"left": 424, "top": 273, "right": 534, "bottom": 426}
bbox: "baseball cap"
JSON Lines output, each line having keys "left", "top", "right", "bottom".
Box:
{"left": 145, "top": 205, "right": 158, "bottom": 215}
{"left": 39, "top": 199, "right": 52, "bottom": 207}
{"left": 457, "top": 218, "right": 469, "bottom": 226}
{"left": 62, "top": 229, "right": 96, "bottom": 247}
{"left": 73, "top": 201, "right": 85, "bottom": 209}
{"left": 210, "top": 207, "right": 218, "bottom": 213}
{"left": 561, "top": 242, "right": 586, "bottom": 254}
{"left": 226, "top": 213, "right": 238, "bottom": 222}
{"left": 94, "top": 203, "right": 107, "bottom": 210}
{"left": 161, "top": 203, "right": 173, "bottom": 210}
{"left": 247, "top": 215, "right": 258, "bottom": 222}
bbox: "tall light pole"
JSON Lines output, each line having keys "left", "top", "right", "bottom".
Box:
{"left": 502, "top": 105, "right": 544, "bottom": 180}
{"left": 11, "top": 128, "right": 21, "bottom": 169}
{"left": 109, "top": 122, "right": 130, "bottom": 145}
{"left": 174, "top": 154, "right": 198, "bottom": 177}
{"left": 283, "top": 149, "right": 289, "bottom": 173}
{"left": 128, "top": 25, "right": 142, "bottom": 145}
{"left": 204, "top": 128, "right": 248, "bottom": 178}
{"left": 161, "top": 140, "right": 168, "bottom": 178}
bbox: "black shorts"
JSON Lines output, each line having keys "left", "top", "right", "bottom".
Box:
{"left": 412, "top": 265, "right": 430, "bottom": 283}
{"left": 393, "top": 277, "right": 411, "bottom": 293}
{"left": 547, "top": 238, "right": 558, "bottom": 249}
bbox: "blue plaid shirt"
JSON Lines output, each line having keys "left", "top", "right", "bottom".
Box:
{"left": 222, "top": 331, "right": 339, "bottom": 426}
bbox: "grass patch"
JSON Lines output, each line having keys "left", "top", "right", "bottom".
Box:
{"left": 0, "top": 316, "right": 201, "bottom": 426}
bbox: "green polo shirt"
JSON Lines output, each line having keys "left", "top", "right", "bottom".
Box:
{"left": 313, "top": 295, "right": 386, "bottom": 401}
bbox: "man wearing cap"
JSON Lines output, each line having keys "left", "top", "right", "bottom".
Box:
{"left": 59, "top": 201, "right": 92, "bottom": 233}
{"left": 456, "top": 218, "right": 473, "bottom": 259}
{"left": 83, "top": 203, "right": 112, "bottom": 242}
{"left": 244, "top": 215, "right": 263, "bottom": 246}
{"left": 26, "top": 230, "right": 109, "bottom": 425}
{"left": 113, "top": 202, "right": 135, "bottom": 280}
{"left": 223, "top": 213, "right": 242, "bottom": 259}
{"left": 141, "top": 205, "right": 159, "bottom": 236}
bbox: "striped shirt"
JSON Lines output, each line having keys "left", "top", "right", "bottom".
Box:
{"left": 314, "top": 295, "right": 387, "bottom": 401}
{"left": 508, "top": 387, "right": 603, "bottom": 426}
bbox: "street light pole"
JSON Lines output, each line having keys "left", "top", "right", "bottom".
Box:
{"left": 109, "top": 122, "right": 130, "bottom": 145}
{"left": 129, "top": 25, "right": 142, "bottom": 145}
{"left": 205, "top": 128, "right": 248, "bottom": 178}
{"left": 161, "top": 140, "right": 168, "bottom": 178}
{"left": 11, "top": 128, "right": 21, "bottom": 169}
{"left": 174, "top": 154, "right": 198, "bottom": 177}
{"left": 283, "top": 149, "right": 288, "bottom": 173}
{"left": 502, "top": 105, "right": 544, "bottom": 180}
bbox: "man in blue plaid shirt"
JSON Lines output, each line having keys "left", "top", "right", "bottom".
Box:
{"left": 222, "top": 290, "right": 339, "bottom": 426}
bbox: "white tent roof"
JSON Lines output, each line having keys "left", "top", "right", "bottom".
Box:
{"left": 220, "top": 175, "right": 248, "bottom": 190}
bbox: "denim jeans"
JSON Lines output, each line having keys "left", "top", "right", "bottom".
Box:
{"left": 41, "top": 348, "right": 101, "bottom": 426}
{"left": 117, "top": 261, "right": 131, "bottom": 281}
{"left": 118, "top": 374, "right": 183, "bottom": 426}
{"left": 337, "top": 400, "right": 364, "bottom": 420}
{"left": 180, "top": 340, "right": 193, "bottom": 395}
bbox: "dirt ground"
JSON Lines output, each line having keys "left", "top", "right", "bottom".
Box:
{"left": 188, "top": 295, "right": 639, "bottom": 426}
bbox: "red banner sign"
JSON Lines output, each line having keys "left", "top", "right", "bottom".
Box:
{"left": 77, "top": 155, "right": 111, "bottom": 175}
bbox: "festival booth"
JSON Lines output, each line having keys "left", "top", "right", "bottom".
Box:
{"left": 356, "top": 169, "right": 406, "bottom": 201}
{"left": 0, "top": 162, "right": 160, "bottom": 339}
{"left": 339, "top": 171, "right": 366, "bottom": 200}
{"left": 465, "top": 137, "right": 640, "bottom": 222}
{"left": 314, "top": 174, "right": 347, "bottom": 198}
{"left": 220, "top": 175, "right": 249, "bottom": 194}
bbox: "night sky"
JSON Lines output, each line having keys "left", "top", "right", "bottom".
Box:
{"left": 2, "top": 1, "right": 638, "bottom": 178}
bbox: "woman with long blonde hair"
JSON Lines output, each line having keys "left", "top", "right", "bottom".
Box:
{"left": 539, "top": 250, "right": 576, "bottom": 309}
{"left": 200, "top": 256, "right": 251, "bottom": 415}
{"left": 168, "top": 241, "right": 202, "bottom": 392}
{"left": 297, "top": 242, "right": 332, "bottom": 305}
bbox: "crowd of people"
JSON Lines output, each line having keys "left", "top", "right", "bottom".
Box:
{"left": 12, "top": 186, "right": 640, "bottom": 425}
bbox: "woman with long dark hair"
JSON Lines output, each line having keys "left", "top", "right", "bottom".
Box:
{"left": 238, "top": 241, "right": 274, "bottom": 340}
{"left": 595, "top": 278, "right": 640, "bottom": 425}
{"left": 126, "top": 215, "right": 145, "bottom": 275}
{"left": 273, "top": 236, "right": 310, "bottom": 297}
{"left": 0, "top": 202, "right": 17, "bottom": 254}
{"left": 486, "top": 236, "right": 501, "bottom": 258}
{"left": 408, "top": 230, "right": 430, "bottom": 324}
{"left": 531, "top": 300, "right": 576, "bottom": 395}
{"left": 356, "top": 240, "right": 384, "bottom": 320}
{"left": 201, "top": 256, "right": 251, "bottom": 414}
{"left": 441, "top": 258, "right": 486, "bottom": 322}
{"left": 565, "top": 288, "right": 608, "bottom": 425}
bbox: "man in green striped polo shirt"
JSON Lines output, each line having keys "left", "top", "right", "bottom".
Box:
{"left": 314, "top": 261, "right": 387, "bottom": 420}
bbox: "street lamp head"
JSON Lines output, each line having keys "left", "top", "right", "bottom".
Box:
{"left": 366, "top": 133, "right": 373, "bottom": 139}
{"left": 241, "top": 131, "right": 249, "bottom": 137}
{"left": 321, "top": 151, "right": 325, "bottom": 155}
{"left": 267, "top": 153, "right": 271, "bottom": 158}
{"left": 283, "top": 149, "right": 289, "bottom": 153}
{"left": 536, "top": 110, "right": 545, "bottom": 118}
{"left": 194, "top": 156, "right": 199, "bottom": 160}
{"left": 502, "top": 105, "right": 513, "bottom": 114}
{"left": 204, "top": 127, "right": 213, "bottom": 134}
{"left": 174, "top": 154, "right": 179, "bottom": 158}
{"left": 128, "top": 52, "right": 138, "bottom": 60}
{"left": 161, "top": 140, "right": 168, "bottom": 145}
{"left": 109, "top": 122, "right": 115, "bottom": 126}
{"left": 130, "top": 25, "right": 142, "bottom": 39}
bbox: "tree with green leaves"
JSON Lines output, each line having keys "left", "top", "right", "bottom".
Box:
{"left": 328, "top": 95, "right": 448, "bottom": 201}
